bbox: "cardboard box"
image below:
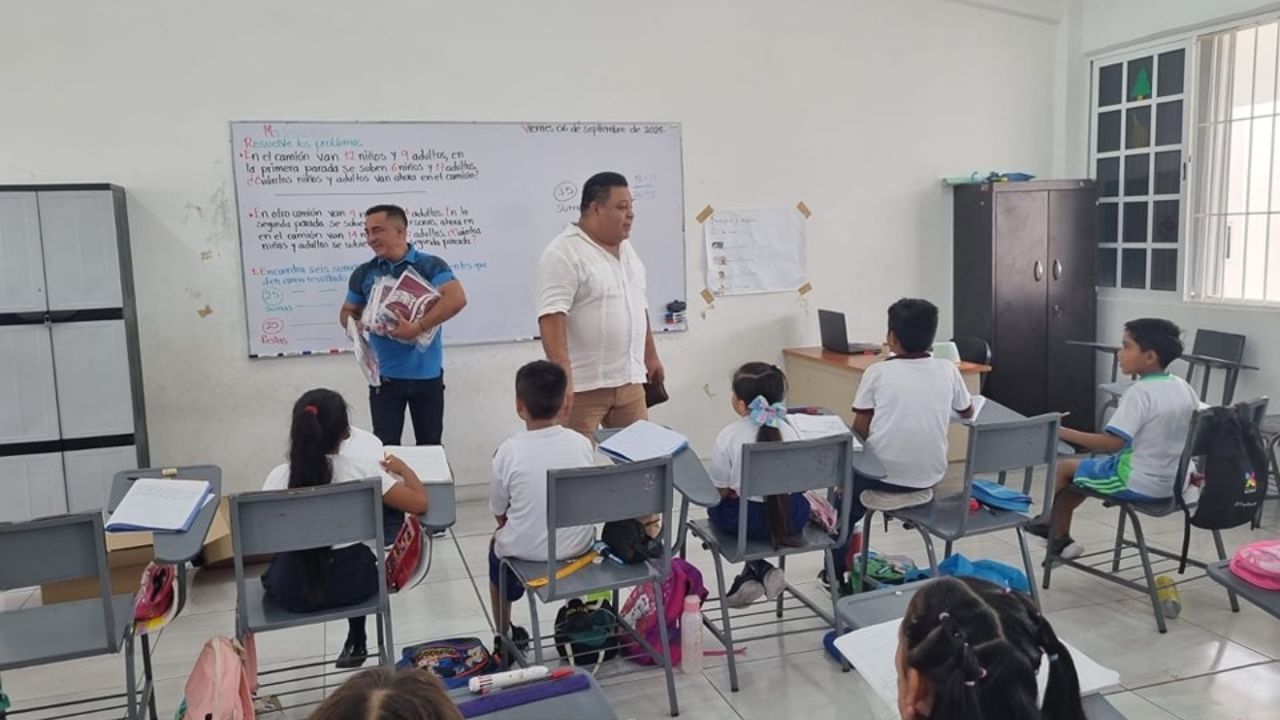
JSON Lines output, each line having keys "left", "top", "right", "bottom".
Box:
{"left": 40, "top": 531, "right": 153, "bottom": 604}
{"left": 201, "top": 496, "right": 272, "bottom": 569}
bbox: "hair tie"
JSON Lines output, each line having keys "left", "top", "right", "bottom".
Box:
{"left": 303, "top": 405, "right": 319, "bottom": 415}
{"left": 938, "top": 611, "right": 950, "bottom": 621}
{"left": 748, "top": 396, "right": 787, "bottom": 428}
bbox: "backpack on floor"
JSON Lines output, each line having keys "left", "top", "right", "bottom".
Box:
{"left": 618, "top": 557, "right": 708, "bottom": 666}
{"left": 938, "top": 553, "right": 1030, "bottom": 593}
{"left": 1230, "top": 539, "right": 1280, "bottom": 591}
{"left": 553, "top": 597, "right": 620, "bottom": 666}
{"left": 396, "top": 637, "right": 497, "bottom": 689}
{"left": 182, "top": 636, "right": 256, "bottom": 720}
{"left": 1178, "top": 404, "right": 1270, "bottom": 569}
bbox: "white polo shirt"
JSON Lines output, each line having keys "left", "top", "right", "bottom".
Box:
{"left": 853, "top": 356, "right": 973, "bottom": 489}
{"left": 536, "top": 224, "right": 649, "bottom": 393}
{"left": 489, "top": 426, "right": 597, "bottom": 561}
{"left": 263, "top": 454, "right": 400, "bottom": 549}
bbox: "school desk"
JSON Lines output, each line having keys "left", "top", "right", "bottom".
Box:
{"left": 1208, "top": 560, "right": 1280, "bottom": 620}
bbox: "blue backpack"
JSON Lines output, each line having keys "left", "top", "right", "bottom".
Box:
{"left": 970, "top": 479, "right": 1033, "bottom": 513}
{"left": 938, "top": 553, "right": 1030, "bottom": 593}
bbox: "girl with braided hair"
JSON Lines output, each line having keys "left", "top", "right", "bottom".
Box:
{"left": 895, "top": 577, "right": 1086, "bottom": 720}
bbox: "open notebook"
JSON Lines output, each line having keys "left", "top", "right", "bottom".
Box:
{"left": 339, "top": 427, "right": 453, "bottom": 484}
{"left": 788, "top": 414, "right": 864, "bottom": 451}
{"left": 106, "top": 479, "right": 214, "bottom": 533}
{"left": 598, "top": 420, "right": 689, "bottom": 462}
{"left": 833, "top": 618, "right": 1120, "bottom": 712}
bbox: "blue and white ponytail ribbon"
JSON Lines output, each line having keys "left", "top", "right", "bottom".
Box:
{"left": 748, "top": 396, "right": 788, "bottom": 428}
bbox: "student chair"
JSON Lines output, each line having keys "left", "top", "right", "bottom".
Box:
{"left": 1043, "top": 399, "right": 1269, "bottom": 633}
{"left": 0, "top": 513, "right": 155, "bottom": 720}
{"left": 861, "top": 414, "right": 1061, "bottom": 608}
{"left": 230, "top": 480, "right": 394, "bottom": 667}
{"left": 498, "top": 457, "right": 679, "bottom": 717}
{"left": 686, "top": 434, "right": 855, "bottom": 693}
{"left": 1255, "top": 414, "right": 1280, "bottom": 527}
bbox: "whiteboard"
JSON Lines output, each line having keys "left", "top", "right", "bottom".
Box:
{"left": 230, "top": 121, "right": 686, "bottom": 357}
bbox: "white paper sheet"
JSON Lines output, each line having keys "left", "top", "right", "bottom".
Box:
{"left": 385, "top": 445, "right": 454, "bottom": 484}
{"left": 705, "top": 207, "right": 807, "bottom": 296}
{"left": 789, "top": 414, "right": 853, "bottom": 440}
{"left": 597, "top": 420, "right": 689, "bottom": 462}
{"left": 106, "top": 478, "right": 213, "bottom": 533}
{"left": 834, "top": 618, "right": 1121, "bottom": 713}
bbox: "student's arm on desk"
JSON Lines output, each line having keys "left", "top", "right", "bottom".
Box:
{"left": 382, "top": 455, "right": 429, "bottom": 514}
{"left": 1059, "top": 427, "right": 1126, "bottom": 454}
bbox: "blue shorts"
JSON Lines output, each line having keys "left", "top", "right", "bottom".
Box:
{"left": 1073, "top": 454, "right": 1162, "bottom": 502}
{"left": 488, "top": 542, "right": 526, "bottom": 602}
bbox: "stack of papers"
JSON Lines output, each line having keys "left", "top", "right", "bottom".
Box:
{"left": 788, "top": 414, "right": 865, "bottom": 451}
{"left": 385, "top": 445, "right": 453, "bottom": 485}
{"left": 833, "top": 618, "right": 1120, "bottom": 712}
{"left": 106, "top": 479, "right": 214, "bottom": 533}
{"left": 598, "top": 420, "right": 689, "bottom": 462}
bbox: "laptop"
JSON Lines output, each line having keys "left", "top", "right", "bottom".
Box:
{"left": 818, "top": 309, "right": 882, "bottom": 354}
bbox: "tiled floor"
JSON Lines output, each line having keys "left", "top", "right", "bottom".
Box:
{"left": 3, "top": 483, "right": 1279, "bottom": 720}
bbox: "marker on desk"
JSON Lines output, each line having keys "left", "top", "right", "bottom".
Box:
{"left": 592, "top": 540, "right": 626, "bottom": 565}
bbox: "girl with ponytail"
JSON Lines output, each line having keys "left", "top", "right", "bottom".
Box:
{"left": 707, "top": 363, "right": 814, "bottom": 607}
{"left": 895, "top": 576, "right": 1086, "bottom": 720}
{"left": 261, "top": 389, "right": 429, "bottom": 669}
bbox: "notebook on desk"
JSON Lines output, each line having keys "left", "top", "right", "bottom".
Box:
{"left": 106, "top": 478, "right": 214, "bottom": 533}
{"left": 597, "top": 420, "right": 688, "bottom": 462}
{"left": 384, "top": 445, "right": 453, "bottom": 484}
{"left": 788, "top": 414, "right": 863, "bottom": 451}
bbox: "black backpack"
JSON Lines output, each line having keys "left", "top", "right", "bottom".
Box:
{"left": 1177, "top": 403, "right": 1269, "bottom": 568}
{"left": 553, "top": 598, "right": 619, "bottom": 667}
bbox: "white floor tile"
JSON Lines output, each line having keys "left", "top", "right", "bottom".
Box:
{"left": 703, "top": 649, "right": 894, "bottom": 720}
{"left": 1134, "top": 661, "right": 1280, "bottom": 720}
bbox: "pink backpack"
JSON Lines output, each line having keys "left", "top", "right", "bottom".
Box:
{"left": 1230, "top": 539, "right": 1280, "bottom": 590}
{"left": 183, "top": 635, "right": 257, "bottom": 720}
{"left": 619, "top": 558, "right": 708, "bottom": 666}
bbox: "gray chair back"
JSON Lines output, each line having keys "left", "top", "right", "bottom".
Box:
{"left": 953, "top": 414, "right": 1061, "bottom": 535}
{"left": 545, "top": 456, "right": 674, "bottom": 598}
{"left": 229, "top": 480, "right": 387, "bottom": 630}
{"left": 738, "top": 433, "right": 855, "bottom": 551}
{"left": 0, "top": 512, "right": 117, "bottom": 649}
{"left": 110, "top": 465, "right": 222, "bottom": 514}
{"left": 1191, "top": 330, "right": 1247, "bottom": 364}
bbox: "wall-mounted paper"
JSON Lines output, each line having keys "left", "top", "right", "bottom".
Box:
{"left": 704, "top": 207, "right": 806, "bottom": 296}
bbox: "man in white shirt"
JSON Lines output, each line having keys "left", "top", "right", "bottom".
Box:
{"left": 536, "top": 172, "right": 665, "bottom": 437}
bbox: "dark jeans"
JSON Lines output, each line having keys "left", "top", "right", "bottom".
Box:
{"left": 370, "top": 376, "right": 444, "bottom": 544}
{"left": 831, "top": 474, "right": 921, "bottom": 577}
{"left": 261, "top": 544, "right": 377, "bottom": 645}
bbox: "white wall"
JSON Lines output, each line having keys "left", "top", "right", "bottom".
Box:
{"left": 1064, "top": 0, "right": 1280, "bottom": 408}
{"left": 1, "top": 0, "right": 1061, "bottom": 493}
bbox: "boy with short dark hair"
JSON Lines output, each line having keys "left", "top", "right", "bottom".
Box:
{"left": 1029, "top": 318, "right": 1199, "bottom": 559}
{"left": 827, "top": 299, "right": 974, "bottom": 585}
{"left": 488, "top": 360, "right": 596, "bottom": 656}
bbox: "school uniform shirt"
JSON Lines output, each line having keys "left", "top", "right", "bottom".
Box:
{"left": 490, "top": 425, "right": 597, "bottom": 561}
{"left": 710, "top": 415, "right": 802, "bottom": 502}
{"left": 345, "top": 246, "right": 457, "bottom": 380}
{"left": 853, "top": 356, "right": 973, "bottom": 489}
{"left": 1103, "top": 373, "right": 1200, "bottom": 497}
{"left": 263, "top": 454, "right": 400, "bottom": 549}
{"left": 536, "top": 224, "right": 649, "bottom": 393}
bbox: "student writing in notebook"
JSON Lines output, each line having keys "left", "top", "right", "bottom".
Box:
{"left": 707, "top": 362, "right": 811, "bottom": 607}
{"left": 261, "top": 389, "right": 428, "bottom": 669}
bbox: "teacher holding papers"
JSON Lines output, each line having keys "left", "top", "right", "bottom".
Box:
{"left": 536, "top": 172, "right": 665, "bottom": 437}
{"left": 339, "top": 204, "right": 467, "bottom": 449}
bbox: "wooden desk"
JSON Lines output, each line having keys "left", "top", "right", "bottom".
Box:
{"left": 782, "top": 347, "right": 991, "bottom": 462}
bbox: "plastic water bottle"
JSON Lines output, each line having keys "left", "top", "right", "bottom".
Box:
{"left": 1156, "top": 575, "right": 1182, "bottom": 618}
{"left": 680, "top": 595, "right": 703, "bottom": 674}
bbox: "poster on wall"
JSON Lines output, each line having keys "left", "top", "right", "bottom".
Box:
{"left": 704, "top": 207, "right": 807, "bottom": 296}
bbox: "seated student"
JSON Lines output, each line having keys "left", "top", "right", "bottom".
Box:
{"left": 489, "top": 360, "right": 596, "bottom": 657}
{"left": 895, "top": 576, "right": 1086, "bottom": 720}
{"left": 708, "top": 362, "right": 812, "bottom": 607}
{"left": 261, "top": 389, "right": 428, "bottom": 669}
{"left": 829, "top": 299, "right": 974, "bottom": 584}
{"left": 1028, "top": 318, "right": 1198, "bottom": 560}
{"left": 308, "top": 666, "right": 463, "bottom": 720}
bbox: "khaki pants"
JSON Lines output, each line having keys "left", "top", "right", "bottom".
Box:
{"left": 566, "top": 383, "right": 648, "bottom": 438}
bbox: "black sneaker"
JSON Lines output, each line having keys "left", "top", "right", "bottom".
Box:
{"left": 1024, "top": 516, "right": 1051, "bottom": 539}
{"left": 510, "top": 624, "right": 531, "bottom": 653}
{"left": 817, "top": 568, "right": 831, "bottom": 591}
{"left": 1048, "top": 535, "right": 1084, "bottom": 561}
{"left": 335, "top": 640, "right": 369, "bottom": 669}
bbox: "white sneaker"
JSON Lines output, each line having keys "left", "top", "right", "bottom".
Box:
{"left": 762, "top": 567, "right": 786, "bottom": 601}
{"left": 724, "top": 577, "right": 765, "bottom": 608}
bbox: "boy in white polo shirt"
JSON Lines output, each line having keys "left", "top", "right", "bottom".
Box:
{"left": 1028, "top": 318, "right": 1199, "bottom": 560}
{"left": 488, "top": 360, "right": 597, "bottom": 658}
{"left": 828, "top": 298, "right": 974, "bottom": 584}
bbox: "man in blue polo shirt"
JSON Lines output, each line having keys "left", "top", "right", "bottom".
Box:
{"left": 340, "top": 203, "right": 468, "bottom": 455}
